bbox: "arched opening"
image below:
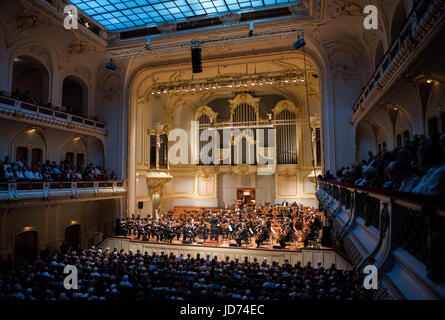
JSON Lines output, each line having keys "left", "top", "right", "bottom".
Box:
{"left": 62, "top": 76, "right": 88, "bottom": 116}
{"left": 428, "top": 116, "right": 439, "bottom": 139}
{"left": 14, "top": 230, "right": 38, "bottom": 263}
{"left": 62, "top": 138, "right": 87, "bottom": 171}
{"left": 64, "top": 224, "right": 81, "bottom": 251}
{"left": 374, "top": 41, "right": 384, "bottom": 68}
{"left": 390, "top": 1, "right": 408, "bottom": 42}
{"left": 12, "top": 129, "right": 46, "bottom": 169}
{"left": 12, "top": 56, "right": 50, "bottom": 105}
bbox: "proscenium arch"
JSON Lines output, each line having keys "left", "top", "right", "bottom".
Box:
{"left": 126, "top": 47, "right": 325, "bottom": 215}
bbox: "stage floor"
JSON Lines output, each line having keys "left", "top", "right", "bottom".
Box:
{"left": 111, "top": 235, "right": 328, "bottom": 251}
{"left": 100, "top": 237, "right": 351, "bottom": 270}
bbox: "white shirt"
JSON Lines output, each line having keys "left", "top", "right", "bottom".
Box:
{"left": 411, "top": 165, "right": 445, "bottom": 196}
{"left": 24, "top": 170, "right": 34, "bottom": 179}
{"left": 5, "top": 171, "right": 14, "bottom": 179}
{"left": 399, "top": 175, "right": 420, "bottom": 193}
{"left": 15, "top": 171, "right": 25, "bottom": 179}
{"left": 33, "top": 172, "right": 43, "bottom": 180}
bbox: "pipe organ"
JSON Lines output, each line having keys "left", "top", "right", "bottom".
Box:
{"left": 276, "top": 110, "right": 297, "bottom": 164}
{"left": 195, "top": 93, "right": 301, "bottom": 167}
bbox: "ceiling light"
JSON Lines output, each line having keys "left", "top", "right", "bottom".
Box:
{"left": 427, "top": 79, "right": 433, "bottom": 84}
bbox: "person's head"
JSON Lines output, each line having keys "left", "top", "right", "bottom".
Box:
{"left": 391, "top": 160, "right": 413, "bottom": 186}
{"left": 417, "top": 142, "right": 445, "bottom": 172}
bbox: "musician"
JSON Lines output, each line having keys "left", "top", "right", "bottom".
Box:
{"left": 210, "top": 214, "right": 219, "bottom": 241}
{"left": 281, "top": 200, "right": 289, "bottom": 207}
{"left": 198, "top": 221, "right": 209, "bottom": 241}
{"left": 255, "top": 222, "right": 270, "bottom": 248}
{"left": 182, "top": 223, "right": 194, "bottom": 242}
{"left": 235, "top": 223, "right": 249, "bottom": 247}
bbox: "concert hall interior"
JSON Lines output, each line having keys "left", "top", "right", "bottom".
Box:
{"left": 0, "top": 0, "right": 444, "bottom": 302}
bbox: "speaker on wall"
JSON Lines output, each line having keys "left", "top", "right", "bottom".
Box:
{"left": 191, "top": 42, "right": 202, "bottom": 73}
{"left": 138, "top": 201, "right": 143, "bottom": 209}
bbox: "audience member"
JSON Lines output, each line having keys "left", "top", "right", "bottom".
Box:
{"left": 326, "top": 135, "right": 445, "bottom": 196}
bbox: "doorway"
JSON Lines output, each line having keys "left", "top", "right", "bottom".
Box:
{"left": 14, "top": 230, "right": 38, "bottom": 262}
{"left": 65, "top": 224, "right": 80, "bottom": 251}
{"left": 237, "top": 188, "right": 255, "bottom": 205}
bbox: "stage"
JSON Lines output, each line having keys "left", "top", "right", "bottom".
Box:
{"left": 110, "top": 233, "right": 323, "bottom": 251}
{"left": 100, "top": 237, "right": 352, "bottom": 270}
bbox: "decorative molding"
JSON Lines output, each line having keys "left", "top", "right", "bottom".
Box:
{"left": 194, "top": 106, "right": 217, "bottom": 121}
{"left": 272, "top": 100, "right": 299, "bottom": 116}
{"left": 228, "top": 93, "right": 260, "bottom": 115}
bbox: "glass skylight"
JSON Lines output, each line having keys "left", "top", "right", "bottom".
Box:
{"left": 70, "top": 0, "right": 301, "bottom": 31}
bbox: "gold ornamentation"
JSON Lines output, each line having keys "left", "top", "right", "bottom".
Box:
{"left": 15, "top": 15, "right": 39, "bottom": 32}
{"left": 68, "top": 43, "right": 86, "bottom": 56}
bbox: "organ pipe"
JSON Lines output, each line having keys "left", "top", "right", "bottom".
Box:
{"left": 277, "top": 110, "right": 296, "bottom": 165}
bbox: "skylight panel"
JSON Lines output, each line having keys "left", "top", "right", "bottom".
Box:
{"left": 69, "top": 0, "right": 301, "bottom": 31}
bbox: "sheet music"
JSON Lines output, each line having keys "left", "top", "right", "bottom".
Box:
{"left": 228, "top": 225, "right": 232, "bottom": 232}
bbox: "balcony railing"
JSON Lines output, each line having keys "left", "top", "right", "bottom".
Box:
{"left": 351, "top": 0, "right": 445, "bottom": 117}
{"left": 0, "top": 95, "right": 107, "bottom": 136}
{"left": 317, "top": 180, "right": 445, "bottom": 299}
{"left": 0, "top": 180, "right": 125, "bottom": 202}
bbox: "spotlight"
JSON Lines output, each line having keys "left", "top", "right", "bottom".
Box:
{"left": 191, "top": 40, "right": 202, "bottom": 74}
{"left": 293, "top": 37, "right": 306, "bottom": 50}
{"left": 105, "top": 59, "right": 116, "bottom": 70}
{"left": 427, "top": 79, "right": 433, "bottom": 84}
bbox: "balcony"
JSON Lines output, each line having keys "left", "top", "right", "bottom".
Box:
{"left": 0, "top": 95, "right": 107, "bottom": 137}
{"left": 316, "top": 180, "right": 445, "bottom": 299}
{"left": 350, "top": 0, "right": 445, "bottom": 124}
{"left": 0, "top": 180, "right": 126, "bottom": 206}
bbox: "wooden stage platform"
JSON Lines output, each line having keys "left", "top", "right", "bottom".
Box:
{"left": 100, "top": 237, "right": 352, "bottom": 270}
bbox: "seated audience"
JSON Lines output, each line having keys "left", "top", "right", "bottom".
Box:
{"left": 0, "top": 157, "right": 117, "bottom": 182}
{"left": 0, "top": 247, "right": 372, "bottom": 301}
{"left": 325, "top": 135, "right": 445, "bottom": 196}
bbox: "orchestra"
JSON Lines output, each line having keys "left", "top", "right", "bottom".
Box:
{"left": 116, "top": 202, "right": 323, "bottom": 249}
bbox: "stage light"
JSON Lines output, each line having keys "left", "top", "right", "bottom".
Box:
{"left": 293, "top": 37, "right": 306, "bottom": 50}
{"left": 191, "top": 40, "right": 202, "bottom": 74}
{"left": 427, "top": 79, "right": 433, "bottom": 84}
{"left": 105, "top": 59, "right": 116, "bottom": 70}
